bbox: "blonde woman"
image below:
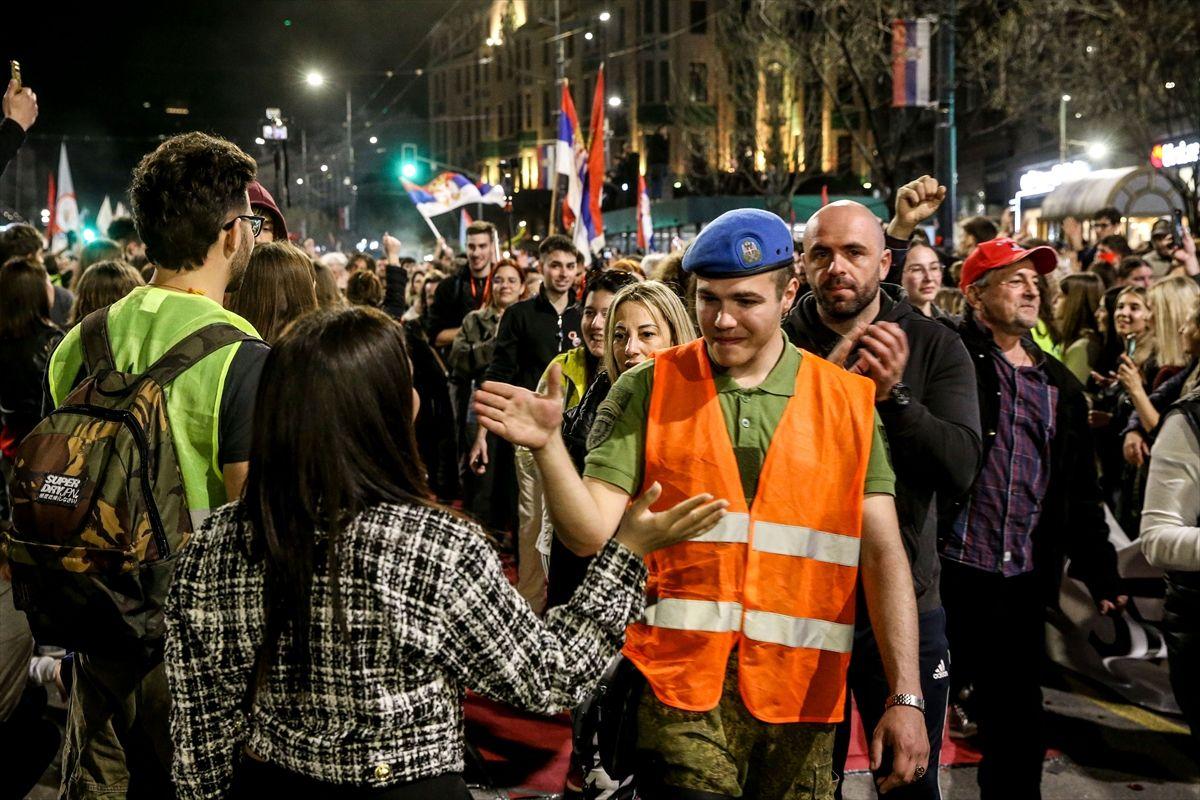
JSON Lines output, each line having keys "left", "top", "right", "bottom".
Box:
{"left": 547, "top": 279, "right": 697, "bottom": 609}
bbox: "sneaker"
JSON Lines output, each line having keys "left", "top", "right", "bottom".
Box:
{"left": 948, "top": 702, "right": 978, "bottom": 739}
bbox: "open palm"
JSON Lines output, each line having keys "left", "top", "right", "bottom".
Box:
{"left": 474, "top": 364, "right": 566, "bottom": 449}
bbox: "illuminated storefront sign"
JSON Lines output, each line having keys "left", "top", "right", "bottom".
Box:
{"left": 1151, "top": 138, "right": 1200, "bottom": 169}
{"left": 1017, "top": 160, "right": 1091, "bottom": 196}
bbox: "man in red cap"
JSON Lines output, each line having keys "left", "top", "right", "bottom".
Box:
{"left": 939, "top": 237, "right": 1127, "bottom": 799}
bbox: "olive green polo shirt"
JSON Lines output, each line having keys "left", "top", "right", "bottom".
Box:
{"left": 583, "top": 337, "right": 895, "bottom": 505}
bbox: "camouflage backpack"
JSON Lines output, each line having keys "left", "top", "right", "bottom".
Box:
{"left": 2, "top": 308, "right": 252, "bottom": 659}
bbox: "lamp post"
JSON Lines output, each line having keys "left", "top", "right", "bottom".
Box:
{"left": 1059, "top": 94, "right": 1071, "bottom": 163}
{"left": 305, "top": 70, "right": 355, "bottom": 232}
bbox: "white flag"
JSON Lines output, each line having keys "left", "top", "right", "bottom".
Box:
{"left": 96, "top": 196, "right": 113, "bottom": 239}
{"left": 114, "top": 201, "right": 128, "bottom": 218}
{"left": 52, "top": 143, "right": 80, "bottom": 251}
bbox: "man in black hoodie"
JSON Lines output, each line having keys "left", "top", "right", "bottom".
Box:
{"left": 784, "top": 189, "right": 982, "bottom": 800}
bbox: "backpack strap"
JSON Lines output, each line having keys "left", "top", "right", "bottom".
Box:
{"left": 79, "top": 307, "right": 116, "bottom": 374}
{"left": 143, "top": 323, "right": 257, "bottom": 387}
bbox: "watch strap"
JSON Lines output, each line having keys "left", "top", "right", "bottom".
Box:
{"left": 885, "top": 692, "right": 926, "bottom": 712}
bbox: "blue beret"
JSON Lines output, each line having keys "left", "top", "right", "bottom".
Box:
{"left": 682, "top": 208, "right": 794, "bottom": 278}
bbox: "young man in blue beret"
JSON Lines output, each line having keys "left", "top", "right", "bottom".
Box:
{"left": 475, "top": 208, "right": 927, "bottom": 799}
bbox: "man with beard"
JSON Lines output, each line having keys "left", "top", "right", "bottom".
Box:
{"left": 43, "top": 132, "right": 268, "bottom": 799}
{"left": 475, "top": 209, "right": 928, "bottom": 799}
{"left": 783, "top": 188, "right": 981, "bottom": 799}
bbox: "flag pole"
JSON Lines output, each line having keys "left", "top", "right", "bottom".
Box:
{"left": 418, "top": 211, "right": 444, "bottom": 245}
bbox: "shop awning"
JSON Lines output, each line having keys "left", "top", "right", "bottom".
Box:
{"left": 1041, "top": 166, "right": 1182, "bottom": 220}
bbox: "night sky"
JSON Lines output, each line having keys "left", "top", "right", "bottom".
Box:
{"left": 5, "top": 0, "right": 458, "bottom": 218}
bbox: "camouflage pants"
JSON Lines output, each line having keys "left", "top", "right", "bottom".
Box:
{"left": 636, "top": 652, "right": 835, "bottom": 799}
{"left": 60, "top": 653, "right": 174, "bottom": 799}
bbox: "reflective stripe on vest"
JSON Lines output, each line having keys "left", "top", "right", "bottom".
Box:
{"left": 47, "top": 287, "right": 261, "bottom": 523}
{"left": 623, "top": 338, "right": 876, "bottom": 723}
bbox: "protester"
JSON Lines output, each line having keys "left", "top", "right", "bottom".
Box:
{"left": 39, "top": 132, "right": 269, "bottom": 798}
{"left": 312, "top": 257, "right": 344, "bottom": 308}
{"left": 226, "top": 241, "right": 318, "bottom": 344}
{"left": 78, "top": 238, "right": 123, "bottom": 274}
{"left": 476, "top": 234, "right": 583, "bottom": 613}
{"left": 546, "top": 278, "right": 693, "bottom": 611}
{"left": 451, "top": 262, "right": 523, "bottom": 530}
{"left": 1055, "top": 273, "right": 1105, "bottom": 384}
{"left": 1063, "top": 207, "right": 1121, "bottom": 269}
{"left": 379, "top": 235, "right": 410, "bottom": 320}
{"left": 1144, "top": 218, "right": 1179, "bottom": 277}
{"left": 476, "top": 207, "right": 928, "bottom": 799}
{"left": 955, "top": 215, "right": 997, "bottom": 258}
{"left": 247, "top": 181, "right": 288, "bottom": 244}
{"left": 522, "top": 270, "right": 543, "bottom": 300}
{"left": 1123, "top": 300, "right": 1200, "bottom": 469}
{"left": 107, "top": 217, "right": 147, "bottom": 266}
{"left": 347, "top": 251, "right": 376, "bottom": 275}
{"left": 164, "top": 304, "right": 722, "bottom": 799}
{"left": 899, "top": 239, "right": 946, "bottom": 319}
{"left": 319, "top": 251, "right": 350, "bottom": 293}
{"left": 1, "top": 77, "right": 37, "bottom": 178}
{"left": 784, "top": 188, "right": 981, "bottom": 799}
{"left": 428, "top": 221, "right": 497, "bottom": 348}
{"left": 67, "top": 259, "right": 145, "bottom": 326}
{"left": 0, "top": 222, "right": 74, "bottom": 326}
{"left": 1140, "top": 343, "right": 1200, "bottom": 753}
{"left": 1148, "top": 277, "right": 1200, "bottom": 382}
{"left": 941, "top": 237, "right": 1126, "bottom": 799}
{"left": 346, "top": 269, "right": 385, "bottom": 308}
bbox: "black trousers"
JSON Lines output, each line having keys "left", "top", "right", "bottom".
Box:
{"left": 832, "top": 607, "right": 951, "bottom": 800}
{"left": 1163, "top": 573, "right": 1200, "bottom": 757}
{"left": 230, "top": 759, "right": 470, "bottom": 799}
{"left": 941, "top": 560, "right": 1047, "bottom": 800}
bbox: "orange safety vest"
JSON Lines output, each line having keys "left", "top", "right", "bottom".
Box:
{"left": 623, "top": 338, "right": 876, "bottom": 724}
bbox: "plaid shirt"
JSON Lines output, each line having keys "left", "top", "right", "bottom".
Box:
{"left": 944, "top": 342, "right": 1058, "bottom": 575}
{"left": 164, "top": 501, "right": 646, "bottom": 799}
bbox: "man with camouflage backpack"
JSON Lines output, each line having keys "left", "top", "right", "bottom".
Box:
{"left": 13, "top": 132, "right": 268, "bottom": 799}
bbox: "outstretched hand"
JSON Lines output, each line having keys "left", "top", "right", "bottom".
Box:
{"left": 614, "top": 482, "right": 729, "bottom": 557}
{"left": 474, "top": 363, "right": 567, "bottom": 450}
{"left": 888, "top": 175, "right": 946, "bottom": 239}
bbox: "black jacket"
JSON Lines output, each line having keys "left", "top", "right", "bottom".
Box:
{"left": 784, "top": 285, "right": 982, "bottom": 612}
{"left": 0, "top": 118, "right": 25, "bottom": 181}
{"left": 946, "top": 313, "right": 1122, "bottom": 604}
{"left": 0, "top": 322, "right": 62, "bottom": 443}
{"left": 426, "top": 266, "right": 489, "bottom": 343}
{"left": 484, "top": 288, "right": 582, "bottom": 391}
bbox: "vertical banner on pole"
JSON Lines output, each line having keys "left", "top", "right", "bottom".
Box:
{"left": 891, "top": 19, "right": 931, "bottom": 108}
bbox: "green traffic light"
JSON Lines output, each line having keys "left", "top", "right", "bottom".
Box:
{"left": 401, "top": 162, "right": 418, "bottom": 179}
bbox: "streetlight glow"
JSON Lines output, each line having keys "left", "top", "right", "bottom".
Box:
{"left": 320, "top": 164, "right": 329, "bottom": 172}
{"left": 1166, "top": 81, "right": 1177, "bottom": 90}
{"left": 296, "top": 178, "right": 304, "bottom": 185}
{"left": 1088, "top": 142, "right": 1109, "bottom": 160}
{"left": 369, "top": 135, "right": 378, "bottom": 144}
{"left": 608, "top": 95, "right": 622, "bottom": 108}
{"left": 599, "top": 11, "right": 611, "bottom": 21}
{"left": 1061, "top": 94, "right": 1071, "bottom": 102}
{"left": 254, "top": 137, "right": 266, "bottom": 145}
{"left": 305, "top": 70, "right": 326, "bottom": 87}
{"left": 584, "top": 31, "right": 594, "bottom": 41}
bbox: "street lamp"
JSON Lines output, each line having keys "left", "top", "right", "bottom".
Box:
{"left": 1059, "top": 94, "right": 1072, "bottom": 163}
{"left": 608, "top": 95, "right": 622, "bottom": 108}
{"left": 305, "top": 68, "right": 356, "bottom": 231}
{"left": 369, "top": 135, "right": 378, "bottom": 144}
{"left": 1087, "top": 141, "right": 1109, "bottom": 160}
{"left": 599, "top": 10, "right": 611, "bottom": 21}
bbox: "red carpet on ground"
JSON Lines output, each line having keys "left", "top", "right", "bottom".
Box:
{"left": 463, "top": 693, "right": 984, "bottom": 796}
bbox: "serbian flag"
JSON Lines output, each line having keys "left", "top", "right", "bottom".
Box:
{"left": 891, "top": 19, "right": 931, "bottom": 107}
{"left": 636, "top": 173, "right": 654, "bottom": 252}
{"left": 556, "top": 81, "right": 588, "bottom": 260}
{"left": 459, "top": 208, "right": 472, "bottom": 251}
{"left": 580, "top": 64, "right": 606, "bottom": 256}
{"left": 402, "top": 171, "right": 505, "bottom": 219}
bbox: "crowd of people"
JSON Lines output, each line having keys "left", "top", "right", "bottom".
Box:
{"left": 0, "top": 77, "right": 1199, "bottom": 800}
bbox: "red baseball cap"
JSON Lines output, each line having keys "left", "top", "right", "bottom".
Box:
{"left": 959, "top": 237, "right": 1057, "bottom": 291}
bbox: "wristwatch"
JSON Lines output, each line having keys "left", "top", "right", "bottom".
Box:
{"left": 883, "top": 382, "right": 912, "bottom": 407}
{"left": 885, "top": 693, "right": 926, "bottom": 712}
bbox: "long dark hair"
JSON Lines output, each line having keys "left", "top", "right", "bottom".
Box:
{"left": 1057, "top": 273, "right": 1103, "bottom": 348}
{"left": 227, "top": 241, "right": 318, "bottom": 343}
{"left": 0, "top": 259, "right": 52, "bottom": 339}
{"left": 244, "top": 306, "right": 431, "bottom": 696}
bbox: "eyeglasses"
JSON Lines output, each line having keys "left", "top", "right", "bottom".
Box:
{"left": 222, "top": 214, "right": 266, "bottom": 238}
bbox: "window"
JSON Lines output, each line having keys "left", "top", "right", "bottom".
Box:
{"left": 688, "top": 63, "right": 708, "bottom": 102}
{"left": 643, "top": 0, "right": 654, "bottom": 34}
{"left": 659, "top": 0, "right": 669, "bottom": 34}
{"left": 659, "top": 61, "right": 671, "bottom": 102}
{"left": 543, "top": 90, "right": 551, "bottom": 127}
{"left": 690, "top": 0, "right": 707, "bottom": 32}
{"left": 642, "top": 60, "right": 655, "bottom": 102}
{"left": 543, "top": 41, "right": 551, "bottom": 67}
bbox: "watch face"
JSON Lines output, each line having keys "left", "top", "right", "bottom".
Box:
{"left": 891, "top": 383, "right": 912, "bottom": 405}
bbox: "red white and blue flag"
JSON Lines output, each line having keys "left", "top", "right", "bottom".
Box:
{"left": 581, "top": 64, "right": 606, "bottom": 258}
{"left": 891, "top": 19, "right": 931, "bottom": 108}
{"left": 402, "top": 171, "right": 505, "bottom": 219}
{"left": 637, "top": 173, "right": 654, "bottom": 252}
{"left": 556, "top": 81, "right": 590, "bottom": 261}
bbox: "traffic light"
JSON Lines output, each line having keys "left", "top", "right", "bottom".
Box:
{"left": 399, "top": 143, "right": 420, "bottom": 181}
